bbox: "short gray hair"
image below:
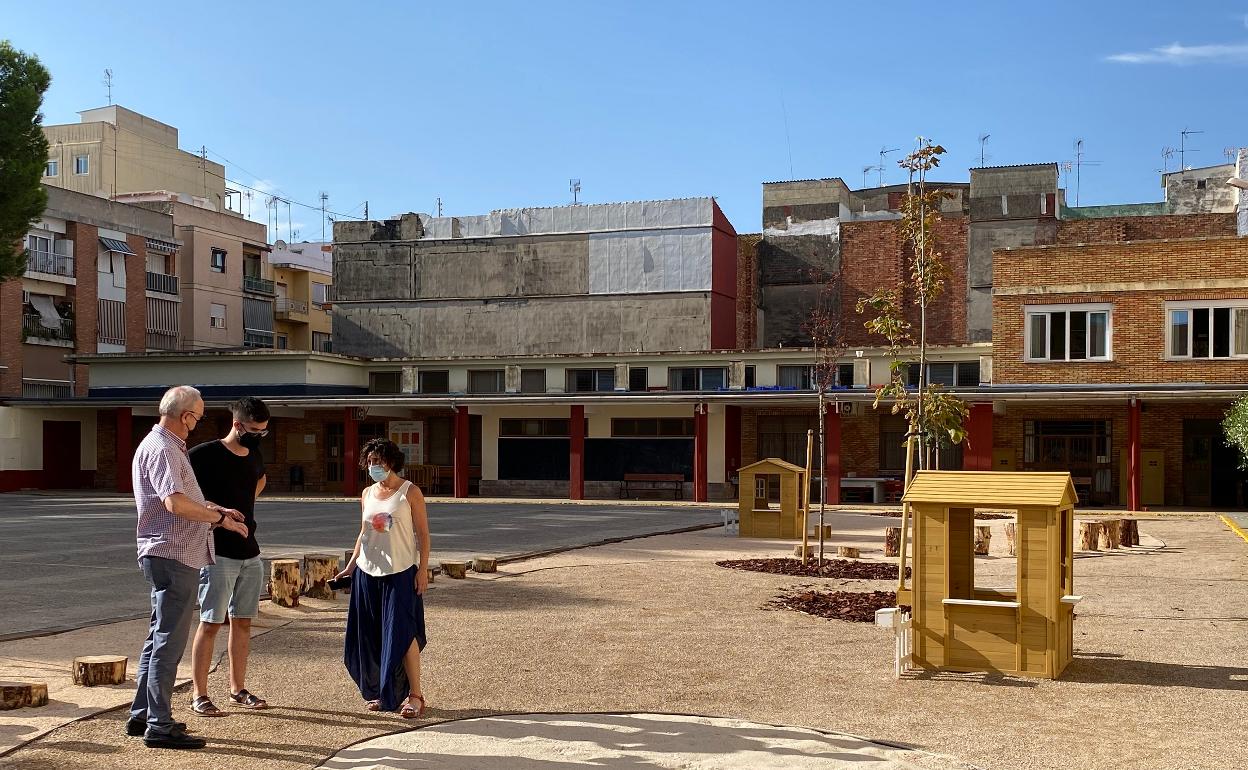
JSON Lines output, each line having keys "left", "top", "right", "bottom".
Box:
{"left": 158, "top": 385, "right": 203, "bottom": 416}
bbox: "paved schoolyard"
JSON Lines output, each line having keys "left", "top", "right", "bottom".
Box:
{"left": 1, "top": 512, "right": 1244, "bottom": 770}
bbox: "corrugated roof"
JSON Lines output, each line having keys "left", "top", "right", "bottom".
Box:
{"left": 902, "top": 471, "right": 1076, "bottom": 508}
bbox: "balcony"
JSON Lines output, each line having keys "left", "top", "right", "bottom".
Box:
{"left": 145, "top": 271, "right": 178, "bottom": 295}
{"left": 23, "top": 314, "right": 74, "bottom": 346}
{"left": 243, "top": 275, "right": 276, "bottom": 295}
{"left": 145, "top": 331, "right": 178, "bottom": 350}
{"left": 244, "top": 330, "right": 275, "bottom": 348}
{"left": 22, "top": 378, "right": 73, "bottom": 399}
{"left": 26, "top": 250, "right": 74, "bottom": 279}
{"left": 276, "top": 297, "right": 309, "bottom": 320}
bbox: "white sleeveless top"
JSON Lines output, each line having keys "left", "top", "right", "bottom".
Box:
{"left": 357, "top": 480, "right": 417, "bottom": 577}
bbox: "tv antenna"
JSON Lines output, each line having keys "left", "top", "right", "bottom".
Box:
{"left": 319, "top": 192, "right": 329, "bottom": 241}
{"left": 1066, "top": 138, "right": 1101, "bottom": 206}
{"left": 1158, "top": 146, "right": 1176, "bottom": 174}
{"left": 978, "top": 133, "right": 991, "bottom": 167}
{"left": 1224, "top": 147, "right": 1238, "bottom": 164}
{"left": 569, "top": 178, "right": 582, "bottom": 205}
{"left": 878, "top": 146, "right": 900, "bottom": 186}
{"left": 436, "top": 197, "right": 443, "bottom": 216}
{"left": 1179, "top": 128, "right": 1203, "bottom": 171}
{"left": 861, "top": 165, "right": 879, "bottom": 189}
{"left": 103, "top": 69, "right": 113, "bottom": 105}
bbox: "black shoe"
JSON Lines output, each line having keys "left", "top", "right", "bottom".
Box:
{"left": 143, "top": 727, "right": 205, "bottom": 750}
{"left": 126, "top": 717, "right": 188, "bottom": 737}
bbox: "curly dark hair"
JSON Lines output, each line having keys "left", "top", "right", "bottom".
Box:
{"left": 359, "top": 437, "right": 405, "bottom": 474}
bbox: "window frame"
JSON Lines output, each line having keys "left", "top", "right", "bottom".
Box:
{"left": 210, "top": 248, "right": 227, "bottom": 273}
{"left": 667, "top": 366, "right": 728, "bottom": 391}
{"left": 1165, "top": 300, "right": 1248, "bottom": 360}
{"left": 45, "top": 159, "right": 58, "bottom": 177}
{"left": 467, "top": 368, "right": 505, "bottom": 394}
{"left": 419, "top": 369, "right": 450, "bottom": 394}
{"left": 1024, "top": 303, "right": 1113, "bottom": 362}
{"left": 209, "top": 302, "right": 227, "bottom": 329}
{"left": 520, "top": 368, "right": 546, "bottom": 393}
{"left": 73, "top": 154, "right": 89, "bottom": 175}
{"left": 565, "top": 368, "right": 615, "bottom": 393}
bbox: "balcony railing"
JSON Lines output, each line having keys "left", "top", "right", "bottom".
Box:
{"left": 26, "top": 250, "right": 74, "bottom": 278}
{"left": 146, "top": 331, "right": 178, "bottom": 350}
{"left": 145, "top": 271, "right": 179, "bottom": 295}
{"left": 243, "top": 275, "right": 276, "bottom": 295}
{"left": 22, "top": 378, "right": 73, "bottom": 399}
{"left": 23, "top": 314, "right": 74, "bottom": 344}
{"left": 276, "top": 298, "right": 308, "bottom": 317}
{"left": 244, "top": 330, "right": 275, "bottom": 348}
{"left": 312, "top": 333, "right": 333, "bottom": 353}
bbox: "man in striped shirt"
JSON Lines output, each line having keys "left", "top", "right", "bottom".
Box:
{"left": 127, "top": 386, "right": 247, "bottom": 750}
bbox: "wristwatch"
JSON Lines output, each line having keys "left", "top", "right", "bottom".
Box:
{"left": 215, "top": 511, "right": 226, "bottom": 526}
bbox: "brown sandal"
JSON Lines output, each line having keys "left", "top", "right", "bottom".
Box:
{"left": 191, "top": 696, "right": 226, "bottom": 717}
{"left": 228, "top": 689, "right": 268, "bottom": 709}
{"left": 399, "top": 693, "right": 425, "bottom": 719}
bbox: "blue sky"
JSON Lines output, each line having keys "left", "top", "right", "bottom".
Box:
{"left": 4, "top": 1, "right": 1247, "bottom": 237}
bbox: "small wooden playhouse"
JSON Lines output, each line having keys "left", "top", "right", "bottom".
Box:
{"left": 899, "top": 471, "right": 1079, "bottom": 679}
{"left": 736, "top": 458, "right": 806, "bottom": 539}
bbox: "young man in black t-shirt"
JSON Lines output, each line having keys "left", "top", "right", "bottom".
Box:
{"left": 187, "top": 397, "right": 270, "bottom": 716}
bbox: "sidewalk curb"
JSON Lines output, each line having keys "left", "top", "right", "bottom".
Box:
{"left": 1220, "top": 514, "right": 1248, "bottom": 545}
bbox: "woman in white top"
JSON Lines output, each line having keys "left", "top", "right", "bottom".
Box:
{"left": 336, "top": 438, "right": 431, "bottom": 717}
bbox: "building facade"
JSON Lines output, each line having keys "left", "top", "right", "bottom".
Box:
{"left": 268, "top": 240, "right": 334, "bottom": 352}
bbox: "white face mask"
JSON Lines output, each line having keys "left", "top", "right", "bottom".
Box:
{"left": 368, "top": 464, "right": 389, "bottom": 482}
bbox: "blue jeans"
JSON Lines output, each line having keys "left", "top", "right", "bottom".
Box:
{"left": 130, "top": 556, "right": 199, "bottom": 735}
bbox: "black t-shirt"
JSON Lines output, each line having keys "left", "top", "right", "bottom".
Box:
{"left": 189, "top": 439, "right": 266, "bottom": 560}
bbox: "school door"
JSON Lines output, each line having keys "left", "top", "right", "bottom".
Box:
{"left": 1183, "top": 419, "right": 1245, "bottom": 508}
{"left": 42, "top": 420, "right": 83, "bottom": 488}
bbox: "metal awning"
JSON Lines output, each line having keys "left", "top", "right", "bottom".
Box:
{"left": 99, "top": 237, "right": 136, "bottom": 256}
{"left": 28, "top": 293, "right": 63, "bottom": 330}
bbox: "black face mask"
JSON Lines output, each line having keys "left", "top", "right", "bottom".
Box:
{"left": 239, "top": 432, "right": 264, "bottom": 450}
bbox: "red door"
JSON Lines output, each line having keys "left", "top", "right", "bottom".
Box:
{"left": 42, "top": 420, "right": 83, "bottom": 488}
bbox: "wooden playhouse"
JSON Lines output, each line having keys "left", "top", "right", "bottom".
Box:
{"left": 899, "top": 470, "right": 1079, "bottom": 679}
{"left": 737, "top": 458, "right": 806, "bottom": 539}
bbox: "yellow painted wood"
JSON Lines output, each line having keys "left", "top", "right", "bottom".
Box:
{"left": 902, "top": 471, "right": 1077, "bottom": 509}
{"left": 737, "top": 458, "right": 806, "bottom": 540}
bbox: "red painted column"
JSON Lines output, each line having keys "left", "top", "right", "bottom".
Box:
{"left": 966, "top": 403, "right": 994, "bottom": 471}
{"left": 824, "top": 405, "right": 841, "bottom": 504}
{"left": 453, "top": 405, "right": 470, "bottom": 498}
{"left": 724, "top": 405, "right": 742, "bottom": 481}
{"left": 693, "top": 404, "right": 708, "bottom": 502}
{"left": 344, "top": 407, "right": 359, "bottom": 497}
{"left": 115, "top": 407, "right": 133, "bottom": 493}
{"left": 569, "top": 405, "right": 585, "bottom": 500}
{"left": 1128, "top": 398, "right": 1142, "bottom": 511}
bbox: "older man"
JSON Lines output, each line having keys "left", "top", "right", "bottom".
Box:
{"left": 127, "top": 386, "right": 247, "bottom": 750}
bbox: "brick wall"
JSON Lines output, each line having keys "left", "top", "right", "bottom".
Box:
{"left": 994, "top": 236, "right": 1248, "bottom": 384}
{"left": 1057, "top": 213, "right": 1235, "bottom": 245}
{"left": 125, "top": 233, "right": 148, "bottom": 351}
{"left": 0, "top": 271, "right": 23, "bottom": 397}
{"left": 736, "top": 235, "right": 760, "bottom": 348}
{"left": 66, "top": 222, "right": 98, "bottom": 396}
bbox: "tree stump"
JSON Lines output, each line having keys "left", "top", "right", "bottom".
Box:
{"left": 270, "top": 559, "right": 301, "bottom": 607}
{"left": 302, "top": 554, "right": 339, "bottom": 599}
{"left": 794, "top": 543, "right": 816, "bottom": 558}
{"left": 472, "top": 557, "right": 497, "bottom": 573}
{"left": 884, "top": 527, "right": 901, "bottom": 557}
{"left": 836, "top": 546, "right": 860, "bottom": 559}
{"left": 1098, "top": 519, "right": 1123, "bottom": 550}
{"left": 1003, "top": 523, "right": 1017, "bottom": 556}
{"left": 0, "top": 681, "right": 48, "bottom": 710}
{"left": 72, "top": 656, "right": 127, "bottom": 686}
{"left": 1077, "top": 521, "right": 1102, "bottom": 551}
{"left": 441, "top": 561, "right": 469, "bottom": 579}
{"left": 813, "top": 524, "right": 834, "bottom": 539}
{"left": 974, "top": 526, "right": 992, "bottom": 555}
{"left": 1121, "top": 519, "right": 1140, "bottom": 547}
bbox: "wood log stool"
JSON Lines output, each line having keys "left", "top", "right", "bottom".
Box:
{"left": 270, "top": 559, "right": 301, "bottom": 607}
{"left": 1098, "top": 519, "right": 1123, "bottom": 550}
{"left": 836, "top": 546, "right": 861, "bottom": 559}
{"left": 72, "top": 656, "right": 127, "bottom": 687}
{"left": 1003, "top": 523, "right": 1017, "bottom": 556}
{"left": 0, "top": 681, "right": 48, "bottom": 710}
{"left": 441, "top": 561, "right": 469, "bottom": 579}
{"left": 302, "top": 554, "right": 339, "bottom": 599}
{"left": 813, "top": 524, "right": 835, "bottom": 539}
{"left": 884, "top": 527, "right": 901, "bottom": 558}
{"left": 1077, "top": 521, "right": 1102, "bottom": 551}
{"left": 974, "top": 526, "right": 992, "bottom": 555}
{"left": 1121, "top": 519, "right": 1140, "bottom": 547}
{"left": 472, "top": 557, "right": 497, "bottom": 573}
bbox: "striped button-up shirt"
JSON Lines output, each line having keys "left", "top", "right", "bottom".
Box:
{"left": 133, "top": 424, "right": 215, "bottom": 569}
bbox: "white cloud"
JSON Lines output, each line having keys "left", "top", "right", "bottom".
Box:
{"left": 1106, "top": 41, "right": 1248, "bottom": 65}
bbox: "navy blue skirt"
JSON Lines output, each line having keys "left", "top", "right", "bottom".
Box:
{"left": 344, "top": 565, "right": 427, "bottom": 712}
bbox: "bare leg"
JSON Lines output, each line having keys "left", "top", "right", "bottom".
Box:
{"left": 190, "top": 622, "right": 224, "bottom": 699}
{"left": 402, "top": 638, "right": 422, "bottom": 703}
{"left": 227, "top": 617, "right": 252, "bottom": 694}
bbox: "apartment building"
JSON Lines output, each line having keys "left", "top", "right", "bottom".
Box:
{"left": 269, "top": 240, "right": 333, "bottom": 352}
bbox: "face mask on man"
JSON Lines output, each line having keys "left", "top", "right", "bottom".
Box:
{"left": 368, "top": 464, "right": 389, "bottom": 482}
{"left": 239, "top": 432, "right": 264, "bottom": 450}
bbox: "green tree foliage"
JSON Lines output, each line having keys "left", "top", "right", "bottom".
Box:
{"left": 1223, "top": 395, "right": 1248, "bottom": 469}
{"left": 0, "top": 41, "right": 52, "bottom": 282}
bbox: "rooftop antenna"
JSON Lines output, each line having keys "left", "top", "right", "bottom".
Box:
{"left": 1224, "top": 147, "right": 1238, "bottom": 164}
{"left": 1068, "top": 138, "right": 1101, "bottom": 206}
{"left": 1158, "top": 146, "right": 1176, "bottom": 174}
{"left": 878, "top": 146, "right": 900, "bottom": 186}
{"left": 436, "top": 197, "right": 443, "bottom": 216}
{"left": 103, "top": 69, "right": 113, "bottom": 105}
{"left": 569, "top": 178, "right": 582, "bottom": 205}
{"left": 978, "top": 133, "right": 991, "bottom": 167}
{"left": 861, "top": 165, "right": 877, "bottom": 189}
{"left": 244, "top": 189, "right": 253, "bottom": 218}
{"left": 1179, "top": 128, "right": 1203, "bottom": 171}
{"left": 319, "top": 192, "right": 329, "bottom": 241}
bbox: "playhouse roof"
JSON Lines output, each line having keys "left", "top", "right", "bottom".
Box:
{"left": 902, "top": 471, "right": 1078, "bottom": 509}
{"left": 738, "top": 458, "right": 807, "bottom": 474}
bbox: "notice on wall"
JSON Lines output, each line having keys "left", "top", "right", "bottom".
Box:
{"left": 388, "top": 420, "right": 425, "bottom": 465}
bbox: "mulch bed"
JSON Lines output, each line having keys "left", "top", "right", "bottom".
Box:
{"left": 850, "top": 509, "right": 1012, "bottom": 520}
{"left": 769, "top": 589, "right": 906, "bottom": 623}
{"left": 716, "top": 558, "right": 910, "bottom": 580}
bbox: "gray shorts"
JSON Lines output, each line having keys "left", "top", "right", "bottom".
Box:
{"left": 198, "top": 556, "right": 263, "bottom": 623}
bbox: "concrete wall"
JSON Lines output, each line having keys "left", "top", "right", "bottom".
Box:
{"left": 1163, "top": 164, "right": 1236, "bottom": 215}
{"left": 0, "top": 407, "right": 97, "bottom": 471}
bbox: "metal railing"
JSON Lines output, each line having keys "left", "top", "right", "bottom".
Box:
{"left": 23, "top": 314, "right": 74, "bottom": 343}
{"left": 243, "top": 275, "right": 276, "bottom": 295}
{"left": 312, "top": 334, "right": 333, "bottom": 353}
{"left": 22, "top": 379, "right": 73, "bottom": 399}
{"left": 145, "top": 271, "right": 178, "bottom": 295}
{"left": 26, "top": 250, "right": 74, "bottom": 278}
{"left": 244, "top": 330, "right": 275, "bottom": 348}
{"left": 145, "top": 331, "right": 178, "bottom": 350}
{"left": 276, "top": 298, "right": 308, "bottom": 315}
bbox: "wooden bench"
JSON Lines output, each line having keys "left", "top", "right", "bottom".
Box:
{"left": 620, "top": 473, "right": 684, "bottom": 500}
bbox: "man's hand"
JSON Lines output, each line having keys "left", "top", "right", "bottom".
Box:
{"left": 214, "top": 506, "right": 245, "bottom": 522}
{"left": 416, "top": 567, "right": 428, "bottom": 596}
{"left": 220, "top": 518, "right": 249, "bottom": 538}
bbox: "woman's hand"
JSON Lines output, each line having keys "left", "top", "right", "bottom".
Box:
{"left": 334, "top": 563, "right": 354, "bottom": 581}
{"left": 415, "top": 567, "right": 428, "bottom": 596}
